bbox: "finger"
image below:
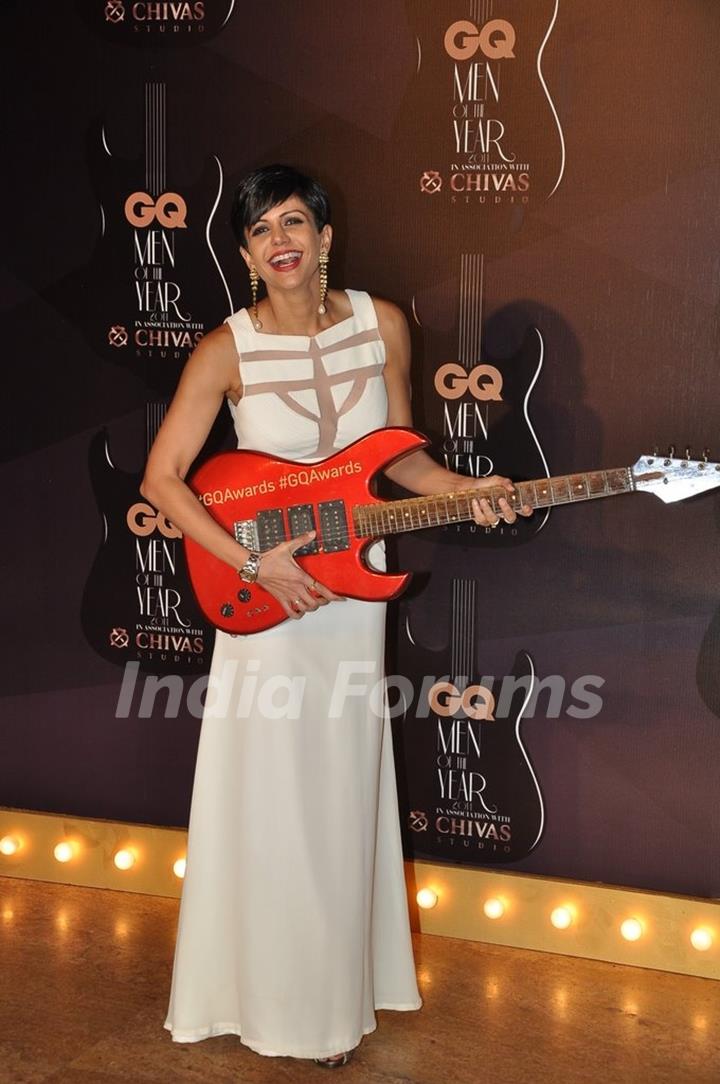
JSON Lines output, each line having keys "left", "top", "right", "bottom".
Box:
{"left": 286, "top": 530, "right": 316, "bottom": 555}
{"left": 472, "top": 497, "right": 500, "bottom": 527}
{"left": 480, "top": 498, "right": 501, "bottom": 527}
{"left": 304, "top": 578, "right": 329, "bottom": 606}
{"left": 305, "top": 581, "right": 346, "bottom": 607}
{"left": 296, "top": 585, "right": 322, "bottom": 611}
{"left": 282, "top": 598, "right": 304, "bottom": 620}
{"left": 497, "top": 496, "right": 517, "bottom": 524}
{"left": 294, "top": 589, "right": 315, "bottom": 614}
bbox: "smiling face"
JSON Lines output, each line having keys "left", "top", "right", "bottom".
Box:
{"left": 240, "top": 196, "right": 332, "bottom": 289}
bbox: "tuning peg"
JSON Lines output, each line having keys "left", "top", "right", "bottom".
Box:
{"left": 668, "top": 444, "right": 676, "bottom": 457}
{"left": 653, "top": 444, "right": 659, "bottom": 456}
{"left": 703, "top": 447, "right": 710, "bottom": 463}
{"left": 684, "top": 446, "right": 692, "bottom": 461}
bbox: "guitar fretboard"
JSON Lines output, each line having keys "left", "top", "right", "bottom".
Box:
{"left": 353, "top": 467, "right": 634, "bottom": 537}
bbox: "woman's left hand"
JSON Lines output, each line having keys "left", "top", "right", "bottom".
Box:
{"left": 462, "top": 475, "right": 533, "bottom": 528}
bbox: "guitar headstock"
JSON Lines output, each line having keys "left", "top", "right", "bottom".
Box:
{"left": 632, "top": 446, "right": 720, "bottom": 503}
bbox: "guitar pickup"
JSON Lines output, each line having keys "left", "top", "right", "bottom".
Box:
{"left": 287, "top": 504, "right": 320, "bottom": 555}
{"left": 256, "top": 508, "right": 286, "bottom": 551}
{"left": 318, "top": 500, "right": 350, "bottom": 552}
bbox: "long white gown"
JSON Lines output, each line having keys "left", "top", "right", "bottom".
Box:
{"left": 163, "top": 289, "right": 422, "bottom": 1058}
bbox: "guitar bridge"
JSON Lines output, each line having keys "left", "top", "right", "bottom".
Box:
{"left": 233, "top": 519, "right": 260, "bottom": 550}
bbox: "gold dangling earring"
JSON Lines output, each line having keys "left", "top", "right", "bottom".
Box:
{"left": 249, "top": 264, "right": 263, "bottom": 330}
{"left": 318, "top": 249, "right": 329, "bottom": 316}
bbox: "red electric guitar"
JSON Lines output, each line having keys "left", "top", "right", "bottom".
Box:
{"left": 184, "top": 428, "right": 720, "bottom": 635}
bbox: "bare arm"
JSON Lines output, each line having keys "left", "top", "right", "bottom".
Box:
{"left": 140, "top": 326, "right": 252, "bottom": 570}
{"left": 374, "top": 298, "right": 531, "bottom": 524}
{"left": 141, "top": 325, "right": 341, "bottom": 619}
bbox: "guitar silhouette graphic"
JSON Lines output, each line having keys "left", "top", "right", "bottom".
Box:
{"left": 399, "top": 578, "right": 544, "bottom": 865}
{"left": 81, "top": 82, "right": 232, "bottom": 674}
{"left": 415, "top": 254, "right": 552, "bottom": 549}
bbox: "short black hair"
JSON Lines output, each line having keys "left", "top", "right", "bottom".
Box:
{"left": 230, "top": 164, "right": 331, "bottom": 245}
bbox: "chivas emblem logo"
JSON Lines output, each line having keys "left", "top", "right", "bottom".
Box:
{"left": 420, "top": 170, "right": 443, "bottom": 195}
{"left": 105, "top": 0, "right": 125, "bottom": 22}
{"left": 108, "top": 325, "right": 128, "bottom": 348}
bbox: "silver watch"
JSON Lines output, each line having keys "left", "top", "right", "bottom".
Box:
{"left": 237, "top": 550, "right": 262, "bottom": 583}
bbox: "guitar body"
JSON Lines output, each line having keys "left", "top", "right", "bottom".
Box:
{"left": 184, "top": 427, "right": 426, "bottom": 635}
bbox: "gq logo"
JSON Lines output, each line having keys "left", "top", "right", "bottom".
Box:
{"left": 124, "top": 192, "right": 187, "bottom": 228}
{"left": 444, "top": 18, "right": 516, "bottom": 61}
{"left": 127, "top": 502, "right": 182, "bottom": 539}
{"left": 434, "top": 362, "right": 503, "bottom": 401}
{"left": 428, "top": 680, "right": 495, "bottom": 721}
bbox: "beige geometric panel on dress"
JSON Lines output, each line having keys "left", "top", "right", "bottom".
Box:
{"left": 240, "top": 328, "right": 385, "bottom": 456}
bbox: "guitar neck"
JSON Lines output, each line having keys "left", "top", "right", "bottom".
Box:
{"left": 354, "top": 466, "right": 634, "bottom": 538}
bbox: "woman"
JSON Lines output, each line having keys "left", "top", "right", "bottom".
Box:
{"left": 143, "top": 164, "right": 529, "bottom": 1067}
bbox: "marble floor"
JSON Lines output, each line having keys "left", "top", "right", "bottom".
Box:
{"left": 0, "top": 876, "right": 717, "bottom": 1084}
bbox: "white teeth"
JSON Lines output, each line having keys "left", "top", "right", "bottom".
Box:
{"left": 270, "top": 252, "right": 301, "bottom": 266}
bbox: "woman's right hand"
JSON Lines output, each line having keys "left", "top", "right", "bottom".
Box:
{"left": 256, "top": 530, "right": 345, "bottom": 619}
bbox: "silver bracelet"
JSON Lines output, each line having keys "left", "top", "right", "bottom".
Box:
{"left": 237, "top": 550, "right": 262, "bottom": 583}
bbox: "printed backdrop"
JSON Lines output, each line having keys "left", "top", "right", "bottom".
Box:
{"left": 2, "top": 0, "right": 720, "bottom": 898}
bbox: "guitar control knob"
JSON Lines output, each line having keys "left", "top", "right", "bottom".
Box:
{"left": 237, "top": 589, "right": 251, "bottom": 602}
{"left": 220, "top": 602, "right": 235, "bottom": 618}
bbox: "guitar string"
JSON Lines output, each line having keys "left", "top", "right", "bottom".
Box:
{"left": 459, "top": 254, "right": 468, "bottom": 367}
{"left": 465, "top": 579, "right": 478, "bottom": 760}
{"left": 476, "top": 253, "right": 484, "bottom": 366}
{"left": 451, "top": 578, "right": 458, "bottom": 692}
{"left": 160, "top": 83, "right": 165, "bottom": 192}
{"left": 470, "top": 251, "right": 474, "bottom": 366}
